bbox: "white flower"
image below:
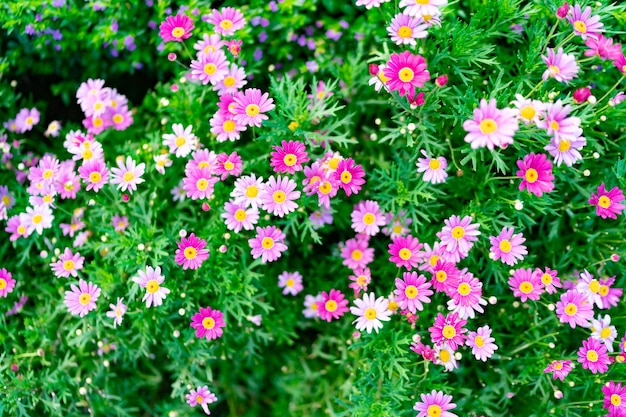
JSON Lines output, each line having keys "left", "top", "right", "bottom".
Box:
{"left": 350, "top": 292, "right": 392, "bottom": 334}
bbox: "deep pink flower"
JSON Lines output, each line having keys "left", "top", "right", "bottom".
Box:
{"left": 64, "top": 279, "right": 100, "bottom": 317}
{"left": 383, "top": 51, "right": 430, "bottom": 97}
{"left": 78, "top": 158, "right": 109, "bottom": 192}
{"left": 430, "top": 260, "right": 461, "bottom": 293}
{"left": 186, "top": 386, "right": 217, "bottom": 415}
{"left": 613, "top": 54, "right": 626, "bottom": 74}
{"left": 429, "top": 312, "right": 467, "bottom": 351}
{"left": 588, "top": 183, "right": 625, "bottom": 220}
{"left": 509, "top": 268, "right": 544, "bottom": 302}
{"left": 556, "top": 290, "right": 594, "bottom": 328}
{"left": 232, "top": 88, "right": 275, "bottom": 128}
{"left": 270, "top": 140, "right": 309, "bottom": 174}
{"left": 248, "top": 226, "right": 287, "bottom": 263}
{"left": 175, "top": 233, "right": 210, "bottom": 270}
{"left": 388, "top": 235, "right": 423, "bottom": 270}
{"left": 516, "top": 153, "right": 554, "bottom": 197}
{"left": 602, "top": 380, "right": 626, "bottom": 414}
{"left": 543, "top": 360, "right": 573, "bottom": 381}
{"left": 533, "top": 267, "right": 562, "bottom": 294}
{"left": 183, "top": 167, "right": 218, "bottom": 200}
{"left": 463, "top": 99, "right": 519, "bottom": 150}
{"left": 0, "top": 268, "right": 16, "bottom": 298}
{"left": 190, "top": 306, "right": 225, "bottom": 340}
{"left": 340, "top": 236, "right": 374, "bottom": 270}
{"left": 333, "top": 158, "right": 366, "bottom": 197}
{"left": 318, "top": 289, "right": 349, "bottom": 322}
{"left": 446, "top": 269, "right": 486, "bottom": 319}
{"left": 394, "top": 271, "right": 433, "bottom": 313}
{"left": 159, "top": 14, "right": 194, "bottom": 43}
{"left": 584, "top": 35, "right": 622, "bottom": 61}
{"left": 578, "top": 337, "right": 610, "bottom": 374}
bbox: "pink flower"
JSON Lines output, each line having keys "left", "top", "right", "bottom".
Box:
{"left": 394, "top": 271, "right": 433, "bottom": 313}
{"left": 190, "top": 50, "right": 229, "bottom": 86}
{"left": 232, "top": 88, "right": 275, "bottom": 128}
{"left": 537, "top": 100, "right": 582, "bottom": 144}
{"left": 210, "top": 112, "right": 245, "bottom": 142}
{"left": 613, "top": 54, "right": 626, "bottom": 74}
{"left": 437, "top": 215, "right": 481, "bottom": 258}
{"left": 318, "top": 289, "right": 349, "bottom": 322}
{"left": 388, "top": 235, "right": 423, "bottom": 269}
{"left": 5, "top": 215, "right": 30, "bottom": 241}
{"left": 355, "top": 0, "right": 390, "bottom": 9}
{"left": 466, "top": 325, "right": 498, "bottom": 361}
{"left": 534, "top": 267, "right": 562, "bottom": 294}
{"left": 588, "top": 183, "right": 625, "bottom": 220}
{"left": 105, "top": 298, "right": 127, "bottom": 328}
{"left": 351, "top": 200, "right": 386, "bottom": 236}
{"left": 132, "top": 265, "right": 170, "bottom": 308}
{"left": 431, "top": 260, "right": 461, "bottom": 293}
{"left": 340, "top": 236, "right": 374, "bottom": 270}
{"left": 64, "top": 279, "right": 100, "bottom": 317}
{"left": 383, "top": 51, "right": 430, "bottom": 97}
{"left": 221, "top": 200, "right": 259, "bottom": 233}
{"left": 278, "top": 271, "right": 304, "bottom": 296}
{"left": 193, "top": 33, "right": 225, "bottom": 57}
{"left": 599, "top": 276, "right": 622, "bottom": 310}
{"left": 270, "top": 140, "right": 309, "bottom": 174}
{"left": 576, "top": 269, "right": 603, "bottom": 308}
{"left": 214, "top": 63, "right": 247, "bottom": 96}
{"left": 509, "top": 268, "right": 544, "bottom": 302}
{"left": 429, "top": 312, "right": 467, "bottom": 351}
{"left": 110, "top": 156, "right": 145, "bottom": 193}
{"left": 190, "top": 306, "right": 226, "bottom": 340}
{"left": 175, "top": 233, "right": 210, "bottom": 270}
{"left": 333, "top": 158, "right": 366, "bottom": 197}
{"left": 183, "top": 167, "right": 218, "bottom": 201}
{"left": 413, "top": 390, "right": 458, "bottom": 417}
{"left": 400, "top": 0, "right": 447, "bottom": 18}
{"left": 348, "top": 267, "right": 371, "bottom": 297}
{"left": 387, "top": 13, "right": 428, "bottom": 46}
{"left": 511, "top": 94, "right": 545, "bottom": 125}
{"left": 24, "top": 204, "right": 54, "bottom": 235}
{"left": 489, "top": 226, "right": 527, "bottom": 266}
{"left": 602, "top": 381, "right": 626, "bottom": 414}
{"left": 577, "top": 337, "right": 610, "bottom": 374}
{"left": 14, "top": 108, "right": 40, "bottom": 133}
{"left": 186, "top": 386, "right": 218, "bottom": 416}
{"left": 556, "top": 290, "right": 594, "bottom": 328}
{"left": 516, "top": 153, "right": 554, "bottom": 197}
{"left": 215, "top": 151, "right": 242, "bottom": 180}
{"left": 159, "top": 14, "right": 194, "bottom": 43}
{"left": 416, "top": 150, "right": 448, "bottom": 183}
{"left": 542, "top": 48, "right": 579, "bottom": 84}
{"left": 584, "top": 35, "right": 622, "bottom": 61}
{"left": 0, "top": 268, "right": 16, "bottom": 298}
{"left": 50, "top": 248, "right": 85, "bottom": 278}
{"left": 544, "top": 135, "right": 586, "bottom": 167}
{"left": 544, "top": 360, "right": 573, "bottom": 381}
{"left": 248, "top": 226, "right": 287, "bottom": 263}
{"left": 231, "top": 174, "right": 264, "bottom": 208}
{"left": 567, "top": 4, "right": 604, "bottom": 40}
{"left": 206, "top": 7, "right": 246, "bottom": 36}
{"left": 78, "top": 158, "right": 109, "bottom": 192}
{"left": 445, "top": 269, "right": 486, "bottom": 319}
{"left": 259, "top": 175, "right": 300, "bottom": 217}
{"left": 462, "top": 99, "right": 519, "bottom": 150}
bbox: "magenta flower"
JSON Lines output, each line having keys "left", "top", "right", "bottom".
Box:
{"left": 489, "top": 226, "right": 527, "bottom": 266}
{"left": 416, "top": 150, "right": 448, "bottom": 184}
{"left": 221, "top": 200, "right": 259, "bottom": 233}
{"left": 509, "top": 268, "right": 544, "bottom": 302}
{"left": 613, "top": 54, "right": 626, "bottom": 74}
{"left": 278, "top": 271, "right": 304, "bottom": 296}
{"left": 351, "top": 200, "right": 386, "bottom": 236}
{"left": 387, "top": 13, "right": 428, "bottom": 46}
{"left": 567, "top": 4, "right": 604, "bottom": 40}
{"left": 429, "top": 312, "right": 467, "bottom": 350}
{"left": 186, "top": 386, "right": 218, "bottom": 416}
{"left": 14, "top": 108, "right": 40, "bottom": 133}
{"left": 383, "top": 51, "right": 430, "bottom": 96}
{"left": 602, "top": 381, "right": 626, "bottom": 414}
{"left": 78, "top": 158, "right": 109, "bottom": 192}
{"left": 50, "top": 248, "right": 85, "bottom": 278}
{"left": 190, "top": 50, "right": 229, "bottom": 86}
{"left": 430, "top": 260, "right": 460, "bottom": 293}
{"left": 446, "top": 269, "right": 486, "bottom": 319}
{"left": 578, "top": 337, "right": 610, "bottom": 374}
{"left": 206, "top": 7, "right": 246, "bottom": 36}
{"left": 105, "top": 297, "right": 127, "bottom": 328}
{"left": 270, "top": 140, "right": 309, "bottom": 174}
{"left": 158, "top": 14, "right": 194, "bottom": 43}
{"left": 0, "top": 268, "right": 16, "bottom": 298}
{"left": 462, "top": 99, "right": 519, "bottom": 150}
{"left": 584, "top": 35, "right": 622, "bottom": 61}
{"left": 413, "top": 390, "right": 458, "bottom": 417}
{"left": 64, "top": 279, "right": 100, "bottom": 317}
{"left": 110, "top": 156, "right": 145, "bottom": 193}
{"left": 340, "top": 236, "right": 374, "bottom": 270}
{"left": 516, "top": 153, "right": 554, "bottom": 197}
{"left": 466, "top": 325, "right": 498, "bottom": 362}
{"left": 248, "top": 226, "right": 288, "bottom": 263}
{"left": 349, "top": 267, "right": 371, "bottom": 297}
{"left": 388, "top": 235, "right": 423, "bottom": 270}
{"left": 6, "top": 214, "right": 30, "bottom": 241}
{"left": 132, "top": 265, "right": 170, "bottom": 308}
{"left": 210, "top": 112, "right": 245, "bottom": 143}
{"left": 183, "top": 167, "right": 218, "bottom": 201}
{"left": 333, "top": 158, "right": 366, "bottom": 197}
{"left": 232, "top": 88, "right": 275, "bottom": 128}
{"left": 599, "top": 276, "right": 622, "bottom": 310}
{"left": 175, "top": 233, "right": 210, "bottom": 270}
{"left": 589, "top": 183, "right": 625, "bottom": 220}
{"left": 318, "top": 289, "right": 349, "bottom": 322}
{"left": 215, "top": 151, "right": 243, "bottom": 180}
{"left": 543, "top": 360, "right": 573, "bottom": 381}
{"left": 259, "top": 175, "right": 300, "bottom": 217}
{"left": 190, "top": 306, "right": 226, "bottom": 340}
{"left": 556, "top": 290, "right": 594, "bottom": 328}
{"left": 393, "top": 271, "right": 433, "bottom": 313}
{"left": 437, "top": 214, "right": 481, "bottom": 258}
{"left": 542, "top": 47, "right": 579, "bottom": 84}
{"left": 533, "top": 267, "right": 562, "bottom": 294}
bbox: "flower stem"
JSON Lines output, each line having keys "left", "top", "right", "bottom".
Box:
{"left": 446, "top": 138, "right": 461, "bottom": 172}
{"left": 553, "top": 32, "right": 575, "bottom": 50}
{"left": 525, "top": 79, "right": 544, "bottom": 99}
{"left": 596, "top": 74, "right": 626, "bottom": 106}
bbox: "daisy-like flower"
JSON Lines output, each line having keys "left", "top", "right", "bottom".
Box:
{"left": 318, "top": 289, "right": 349, "bottom": 322}
{"left": 175, "top": 233, "right": 210, "bottom": 270}
{"left": 333, "top": 158, "right": 366, "bottom": 197}
{"left": 78, "top": 158, "right": 109, "bottom": 192}
{"left": 232, "top": 88, "right": 275, "bottom": 128}
{"left": 393, "top": 271, "right": 433, "bottom": 313}
{"left": 387, "top": 13, "right": 428, "bottom": 46}
{"left": 602, "top": 381, "right": 626, "bottom": 415}
{"left": 537, "top": 100, "right": 582, "bottom": 144}
{"left": 584, "top": 35, "right": 622, "bottom": 61}
{"left": 163, "top": 123, "right": 198, "bottom": 158}
{"left": 489, "top": 226, "right": 527, "bottom": 266}
{"left": 159, "top": 14, "right": 194, "bottom": 43}
{"left": 588, "top": 183, "right": 625, "bottom": 220}
{"left": 466, "top": 325, "right": 498, "bottom": 362}
{"left": 210, "top": 112, "right": 246, "bottom": 143}
{"left": 187, "top": 148, "right": 219, "bottom": 175}
{"left": 303, "top": 293, "right": 323, "bottom": 318}
{"left": 349, "top": 267, "right": 371, "bottom": 297}
{"left": 368, "top": 63, "right": 390, "bottom": 93}
{"left": 591, "top": 314, "right": 618, "bottom": 352}
{"left": 431, "top": 260, "right": 461, "bottom": 293}
{"left": 429, "top": 312, "right": 467, "bottom": 351}
{"left": 544, "top": 360, "right": 574, "bottom": 381}
{"left": 533, "top": 267, "right": 562, "bottom": 294}
{"left": 578, "top": 337, "right": 610, "bottom": 374}
{"left": 105, "top": 297, "right": 127, "bottom": 327}
{"left": 446, "top": 269, "right": 487, "bottom": 320}
{"left": 231, "top": 174, "right": 264, "bottom": 208}
{"left": 355, "top": 0, "right": 390, "bottom": 9}
{"left": 433, "top": 342, "right": 458, "bottom": 371}
{"left": 6, "top": 215, "right": 30, "bottom": 241}
{"left": 183, "top": 167, "right": 219, "bottom": 200}
{"left": 462, "top": 98, "right": 519, "bottom": 150}
{"left": 259, "top": 175, "right": 300, "bottom": 217}
{"left": 190, "top": 50, "right": 229, "bottom": 86}
{"left": 544, "top": 135, "right": 586, "bottom": 167}
{"left": 388, "top": 235, "right": 423, "bottom": 270}
{"left": 511, "top": 94, "right": 545, "bottom": 125}
{"left": 350, "top": 292, "right": 392, "bottom": 334}
{"left": 567, "top": 4, "right": 604, "bottom": 40}
{"left": 215, "top": 151, "right": 242, "bottom": 180}
{"left": 278, "top": 271, "right": 304, "bottom": 296}
{"left": 509, "top": 268, "right": 544, "bottom": 302}
{"left": 248, "top": 226, "right": 288, "bottom": 263}
{"left": 383, "top": 51, "right": 430, "bottom": 97}
{"left": 419, "top": 242, "right": 447, "bottom": 272}
{"left": 270, "top": 140, "right": 309, "bottom": 174}
{"left": 437, "top": 215, "right": 481, "bottom": 258}
{"left": 154, "top": 153, "right": 172, "bottom": 174}
{"left": 193, "top": 33, "right": 225, "bottom": 57}
{"left": 0, "top": 268, "right": 16, "bottom": 298}
{"left": 64, "top": 279, "right": 100, "bottom": 317}
{"left": 542, "top": 48, "right": 579, "bottom": 84}
{"left": 400, "top": 0, "right": 447, "bottom": 18}
{"left": 221, "top": 200, "right": 259, "bottom": 233}
{"left": 413, "top": 390, "right": 457, "bottom": 417}
{"left": 214, "top": 63, "right": 247, "bottom": 96}
{"left": 110, "top": 156, "right": 145, "bottom": 193}
{"left": 50, "top": 248, "right": 84, "bottom": 278}
{"left": 416, "top": 150, "right": 448, "bottom": 184}
{"left": 206, "top": 7, "right": 246, "bottom": 36}
{"left": 190, "top": 306, "right": 226, "bottom": 340}
{"left": 351, "top": 200, "right": 386, "bottom": 236}
{"left": 383, "top": 212, "right": 412, "bottom": 238}
{"left": 111, "top": 214, "right": 129, "bottom": 233}
{"left": 516, "top": 153, "right": 555, "bottom": 197}
{"left": 599, "top": 276, "right": 623, "bottom": 310}
{"left": 612, "top": 53, "right": 626, "bottom": 74}
{"left": 340, "top": 236, "right": 374, "bottom": 270}
{"left": 577, "top": 269, "right": 603, "bottom": 308}
{"left": 186, "top": 386, "right": 218, "bottom": 416}
{"left": 24, "top": 204, "right": 54, "bottom": 235}
{"left": 132, "top": 265, "right": 170, "bottom": 308}
{"left": 556, "top": 289, "right": 594, "bottom": 328}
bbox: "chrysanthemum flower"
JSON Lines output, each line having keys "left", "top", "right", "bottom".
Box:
{"left": 215, "top": 151, "right": 242, "bottom": 180}
{"left": 576, "top": 269, "right": 604, "bottom": 308}
{"left": 387, "top": 13, "right": 428, "bottom": 46}
{"left": 419, "top": 242, "right": 447, "bottom": 272}
{"left": 543, "top": 360, "right": 573, "bottom": 381}
{"left": 602, "top": 380, "right": 626, "bottom": 414}
{"left": 351, "top": 200, "right": 386, "bottom": 236}
{"left": 248, "top": 226, "right": 287, "bottom": 263}
{"left": 542, "top": 48, "right": 579, "bottom": 84}
{"left": 162, "top": 123, "right": 198, "bottom": 158}
{"left": 585, "top": 34, "right": 622, "bottom": 61}
{"left": 516, "top": 153, "right": 554, "bottom": 197}
{"left": 303, "top": 293, "right": 323, "bottom": 318}
{"left": 14, "top": 107, "right": 40, "bottom": 133}
{"left": 232, "top": 88, "right": 275, "bottom": 128}
{"left": 221, "top": 200, "right": 259, "bottom": 233}
{"left": 350, "top": 292, "right": 392, "bottom": 333}
{"left": 413, "top": 390, "right": 457, "bottom": 417}
{"left": 599, "top": 276, "right": 623, "bottom": 310}
{"left": 0, "top": 268, "right": 16, "bottom": 298}
{"left": 463, "top": 98, "right": 519, "bottom": 150}
{"left": 613, "top": 53, "right": 626, "bottom": 74}
{"left": 446, "top": 269, "right": 487, "bottom": 319}
{"left": 556, "top": 289, "right": 594, "bottom": 328}
{"left": 183, "top": 167, "right": 218, "bottom": 201}
{"left": 416, "top": 150, "right": 448, "bottom": 184}
{"left": 466, "top": 325, "right": 498, "bottom": 362}
{"left": 511, "top": 94, "right": 545, "bottom": 125}
{"left": 153, "top": 153, "right": 172, "bottom": 175}
{"left": 278, "top": 271, "right": 304, "bottom": 296}
{"left": 355, "top": 0, "right": 390, "bottom": 9}
{"left": 544, "top": 135, "right": 586, "bottom": 167}
{"left": 433, "top": 342, "right": 458, "bottom": 372}
{"left": 186, "top": 386, "right": 218, "bottom": 416}
{"left": 437, "top": 215, "right": 481, "bottom": 258}
{"left": 23, "top": 204, "right": 54, "bottom": 235}
{"left": 50, "top": 248, "right": 84, "bottom": 278}
{"left": 110, "top": 156, "right": 145, "bottom": 193}
{"left": 578, "top": 337, "right": 610, "bottom": 374}
{"left": 340, "top": 236, "right": 374, "bottom": 270}
{"left": 348, "top": 267, "right": 371, "bottom": 297}
{"left": 210, "top": 112, "right": 246, "bottom": 142}
{"left": 489, "top": 226, "right": 527, "bottom": 266}
{"left": 105, "top": 297, "right": 127, "bottom": 328}
{"left": 533, "top": 267, "right": 562, "bottom": 294}
{"left": 588, "top": 183, "right": 625, "bottom": 220}
{"left": 78, "top": 158, "right": 109, "bottom": 192}
{"left": 206, "top": 7, "right": 246, "bottom": 36}
{"left": 318, "top": 289, "right": 349, "bottom": 322}
{"left": 270, "top": 140, "right": 309, "bottom": 174}
{"left": 231, "top": 174, "right": 264, "bottom": 208}
{"left": 388, "top": 235, "right": 423, "bottom": 270}
{"left": 132, "top": 265, "right": 170, "bottom": 308}
{"left": 158, "top": 14, "right": 194, "bottom": 43}
{"left": 259, "top": 175, "right": 300, "bottom": 217}
{"left": 193, "top": 33, "right": 225, "bottom": 57}
{"left": 509, "top": 268, "right": 544, "bottom": 302}
{"left": 175, "top": 233, "right": 210, "bottom": 270}
{"left": 537, "top": 100, "right": 582, "bottom": 144}
{"left": 6, "top": 215, "right": 30, "bottom": 241}
{"left": 214, "top": 63, "right": 247, "bottom": 96}
{"left": 567, "top": 4, "right": 604, "bottom": 40}
{"left": 64, "top": 279, "right": 100, "bottom": 317}
{"left": 429, "top": 312, "right": 467, "bottom": 350}
{"left": 190, "top": 50, "right": 229, "bottom": 86}
{"left": 591, "top": 314, "right": 617, "bottom": 352}
{"left": 383, "top": 51, "right": 430, "bottom": 97}
{"left": 190, "top": 306, "right": 225, "bottom": 340}
{"left": 400, "top": 0, "right": 447, "bottom": 18}
{"left": 430, "top": 260, "right": 460, "bottom": 293}
{"left": 394, "top": 271, "right": 433, "bottom": 313}
{"left": 333, "top": 158, "right": 366, "bottom": 197}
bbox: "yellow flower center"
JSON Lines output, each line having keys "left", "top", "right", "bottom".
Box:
{"left": 340, "top": 171, "right": 352, "bottom": 184}
{"left": 123, "top": 171, "right": 134, "bottom": 182}
{"left": 520, "top": 106, "right": 536, "bottom": 120}
{"left": 388, "top": 300, "right": 399, "bottom": 311}
{"left": 452, "top": 226, "right": 465, "bottom": 239}
{"left": 357, "top": 275, "right": 367, "bottom": 286}
{"left": 32, "top": 214, "right": 43, "bottom": 224}
{"left": 328, "top": 157, "right": 340, "bottom": 170}
{"left": 234, "top": 209, "right": 247, "bottom": 221}
{"left": 17, "top": 225, "right": 26, "bottom": 235}
{"left": 552, "top": 361, "right": 563, "bottom": 370}
{"left": 525, "top": 168, "right": 538, "bottom": 183}
{"left": 63, "top": 260, "right": 75, "bottom": 271}
{"left": 93, "top": 117, "right": 103, "bottom": 127}
{"left": 611, "top": 394, "right": 622, "bottom": 407}
{"left": 398, "top": 248, "right": 412, "bottom": 260}
{"left": 564, "top": 302, "right": 577, "bottom": 316}
{"left": 405, "top": 285, "right": 418, "bottom": 299}
{"left": 113, "top": 114, "right": 124, "bottom": 124}
{"left": 43, "top": 169, "right": 54, "bottom": 179}
{"left": 0, "top": 279, "right": 6, "bottom": 290}
{"left": 475, "top": 335, "right": 485, "bottom": 347}
{"left": 398, "top": 67, "right": 414, "bottom": 83}
{"left": 184, "top": 247, "right": 197, "bottom": 259}
{"left": 171, "top": 27, "right": 185, "bottom": 38}
{"left": 1, "top": 196, "right": 10, "bottom": 206}
{"left": 197, "top": 161, "right": 211, "bottom": 170}
{"left": 397, "top": 26, "right": 412, "bottom": 38}
{"left": 429, "top": 255, "right": 439, "bottom": 267}
{"left": 574, "top": 20, "right": 587, "bottom": 33}
{"left": 319, "top": 181, "right": 332, "bottom": 194}
{"left": 519, "top": 282, "right": 533, "bottom": 294}
{"left": 196, "top": 395, "right": 205, "bottom": 404}
{"left": 499, "top": 240, "right": 512, "bottom": 253}
{"left": 79, "top": 293, "right": 91, "bottom": 305}
{"left": 458, "top": 283, "right": 471, "bottom": 296}
{"left": 272, "top": 190, "right": 286, "bottom": 203}
{"left": 175, "top": 136, "right": 186, "bottom": 147}
{"left": 393, "top": 225, "right": 403, "bottom": 234}
{"left": 600, "top": 327, "right": 612, "bottom": 339}
{"left": 325, "top": 300, "right": 338, "bottom": 312}
{"left": 586, "top": 350, "right": 598, "bottom": 362}
{"left": 245, "top": 185, "right": 258, "bottom": 198}
{"left": 438, "top": 351, "right": 451, "bottom": 367}
{"left": 416, "top": 0, "right": 429, "bottom": 5}
{"left": 589, "top": 279, "right": 600, "bottom": 293}
{"left": 363, "top": 213, "right": 375, "bottom": 225}
{"left": 283, "top": 154, "right": 297, "bottom": 167}
{"left": 442, "top": 325, "right": 456, "bottom": 339}
{"left": 550, "top": 120, "right": 560, "bottom": 131}
{"left": 223, "top": 120, "right": 236, "bottom": 132}
{"left": 558, "top": 139, "right": 571, "bottom": 152}
{"left": 223, "top": 76, "right": 236, "bottom": 87}
{"left": 224, "top": 161, "right": 235, "bottom": 170}
{"left": 351, "top": 249, "right": 363, "bottom": 261}
{"left": 219, "top": 19, "right": 233, "bottom": 30}
{"left": 26, "top": 116, "right": 34, "bottom": 125}
{"left": 429, "top": 159, "right": 440, "bottom": 170}
{"left": 598, "top": 196, "right": 611, "bottom": 209}
{"left": 285, "top": 278, "right": 295, "bottom": 287}
{"left": 261, "top": 237, "right": 274, "bottom": 249}
{"left": 89, "top": 172, "right": 102, "bottom": 183}
{"left": 436, "top": 271, "right": 447, "bottom": 282}
{"left": 245, "top": 104, "right": 260, "bottom": 117}
{"left": 599, "top": 285, "right": 609, "bottom": 296}
{"left": 204, "top": 63, "right": 217, "bottom": 75}
{"left": 541, "top": 273, "right": 553, "bottom": 285}
{"left": 365, "top": 307, "right": 377, "bottom": 320}
{"left": 146, "top": 279, "right": 160, "bottom": 294}
{"left": 288, "top": 121, "right": 299, "bottom": 130}
{"left": 202, "top": 317, "right": 215, "bottom": 329}
{"left": 479, "top": 118, "right": 498, "bottom": 134}
{"left": 196, "top": 178, "right": 209, "bottom": 191}
{"left": 549, "top": 65, "right": 560, "bottom": 75}
{"left": 82, "top": 149, "right": 93, "bottom": 160}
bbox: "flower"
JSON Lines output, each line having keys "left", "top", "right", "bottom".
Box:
{"left": 589, "top": 184, "right": 625, "bottom": 220}
{"left": 206, "top": 7, "right": 246, "bottom": 36}
{"left": 154, "top": 154, "right": 172, "bottom": 174}
{"left": 393, "top": 271, "right": 433, "bottom": 313}
{"left": 602, "top": 381, "right": 626, "bottom": 415}
{"left": 6, "top": 215, "right": 30, "bottom": 241}
{"left": 355, "top": 0, "right": 390, "bottom": 9}
{"left": 231, "top": 174, "right": 264, "bottom": 208}
{"left": 413, "top": 390, "right": 458, "bottom": 417}
{"left": 388, "top": 235, "right": 423, "bottom": 270}
{"left": 429, "top": 312, "right": 467, "bottom": 350}
{"left": 489, "top": 226, "right": 527, "bottom": 266}
{"left": 576, "top": 269, "right": 604, "bottom": 308}
{"left": 248, "top": 226, "right": 287, "bottom": 263}
{"left": 383, "top": 51, "right": 430, "bottom": 97}
{"left": 516, "top": 153, "right": 554, "bottom": 197}
{"left": 544, "top": 360, "right": 573, "bottom": 381}
{"left": 175, "top": 233, "right": 210, "bottom": 270}
{"left": 14, "top": 108, "right": 40, "bottom": 133}
{"left": 215, "top": 151, "right": 242, "bottom": 180}
{"left": 340, "top": 236, "right": 374, "bottom": 270}
{"left": 591, "top": 315, "right": 617, "bottom": 352}
{"left": 348, "top": 267, "right": 371, "bottom": 297}
{"left": 232, "top": 88, "right": 275, "bottom": 128}
{"left": 112, "top": 214, "right": 129, "bottom": 232}
{"left": 190, "top": 306, "right": 226, "bottom": 340}
{"left": 162, "top": 123, "right": 198, "bottom": 158}
{"left": 567, "top": 4, "right": 604, "bottom": 40}
{"left": 350, "top": 292, "right": 392, "bottom": 333}
{"left": 446, "top": 269, "right": 487, "bottom": 319}
{"left": 433, "top": 342, "right": 458, "bottom": 371}
{"left": 534, "top": 267, "right": 562, "bottom": 294}
{"left": 556, "top": 290, "right": 594, "bottom": 328}
{"left": 64, "top": 279, "right": 100, "bottom": 317}
{"left": 210, "top": 112, "right": 245, "bottom": 143}
{"left": 105, "top": 298, "right": 127, "bottom": 327}
{"left": 318, "top": 289, "right": 349, "bottom": 322}
{"left": 466, "top": 325, "right": 498, "bottom": 361}
{"left": 462, "top": 99, "right": 519, "bottom": 150}
{"left": 110, "top": 156, "right": 145, "bottom": 193}
{"left": 50, "top": 248, "right": 85, "bottom": 278}
{"left": 387, "top": 13, "right": 428, "bottom": 46}
{"left": 278, "top": 271, "right": 304, "bottom": 296}
{"left": 537, "top": 100, "right": 582, "bottom": 144}
{"left": 333, "top": 158, "right": 366, "bottom": 197}
{"left": 214, "top": 63, "right": 247, "bottom": 96}
{"left": 303, "top": 293, "right": 323, "bottom": 318}
{"left": 578, "top": 337, "right": 610, "bottom": 374}
{"left": 509, "top": 268, "right": 544, "bottom": 302}
{"left": 416, "top": 150, "right": 448, "bottom": 183}
{"left": 599, "top": 276, "right": 623, "bottom": 309}
{"left": 584, "top": 35, "right": 622, "bottom": 61}
{"left": 437, "top": 215, "right": 481, "bottom": 258}
{"left": 400, "top": 0, "right": 447, "bottom": 18}
{"left": 431, "top": 260, "right": 460, "bottom": 293}
{"left": 159, "top": 14, "right": 194, "bottom": 43}
{"left": 78, "top": 158, "right": 109, "bottom": 192}
{"left": 0, "top": 268, "right": 16, "bottom": 298}
{"left": 190, "top": 50, "right": 229, "bottom": 86}
{"left": 544, "top": 135, "right": 586, "bottom": 167}
{"left": 351, "top": 200, "right": 386, "bottom": 236}
{"left": 613, "top": 53, "right": 626, "bottom": 74}
{"left": 186, "top": 386, "right": 218, "bottom": 416}
{"left": 221, "top": 200, "right": 259, "bottom": 233}
{"left": 259, "top": 175, "right": 300, "bottom": 217}
{"left": 132, "top": 266, "right": 170, "bottom": 308}
{"left": 183, "top": 167, "right": 218, "bottom": 200}
{"left": 24, "top": 204, "right": 54, "bottom": 235}
{"left": 270, "top": 140, "right": 309, "bottom": 174}
{"left": 542, "top": 48, "right": 579, "bottom": 84}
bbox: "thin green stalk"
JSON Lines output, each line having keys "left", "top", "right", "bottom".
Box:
{"left": 595, "top": 74, "right": 626, "bottom": 106}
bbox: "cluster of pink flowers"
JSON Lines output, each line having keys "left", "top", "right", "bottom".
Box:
{"left": 77, "top": 78, "right": 134, "bottom": 135}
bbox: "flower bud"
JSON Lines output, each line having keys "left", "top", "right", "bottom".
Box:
{"left": 435, "top": 74, "right": 448, "bottom": 87}
{"left": 167, "top": 52, "right": 176, "bottom": 61}
{"left": 201, "top": 202, "right": 210, "bottom": 212}
{"left": 121, "top": 194, "right": 130, "bottom": 202}
{"left": 573, "top": 87, "right": 591, "bottom": 103}
{"left": 368, "top": 64, "right": 379, "bottom": 77}
{"left": 556, "top": 2, "right": 569, "bottom": 19}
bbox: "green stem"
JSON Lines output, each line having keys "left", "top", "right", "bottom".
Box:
{"left": 595, "top": 74, "right": 626, "bottom": 106}
{"left": 543, "top": 20, "right": 560, "bottom": 51}
{"left": 553, "top": 32, "right": 575, "bottom": 50}
{"left": 446, "top": 138, "right": 461, "bottom": 172}
{"left": 525, "top": 79, "right": 544, "bottom": 98}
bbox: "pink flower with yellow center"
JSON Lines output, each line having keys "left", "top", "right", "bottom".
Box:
{"left": 436, "top": 215, "right": 481, "bottom": 258}
{"left": 387, "top": 13, "right": 428, "bottom": 46}
{"left": 416, "top": 150, "right": 448, "bottom": 184}
{"left": 190, "top": 50, "right": 229, "bottom": 86}
{"left": 175, "top": 233, "right": 210, "bottom": 270}
{"left": 588, "top": 183, "right": 625, "bottom": 220}
{"left": 110, "top": 156, "right": 145, "bottom": 194}
{"left": 186, "top": 386, "right": 217, "bottom": 416}
{"left": 383, "top": 51, "right": 430, "bottom": 97}
{"left": 509, "top": 268, "right": 544, "bottom": 302}
{"left": 190, "top": 306, "right": 225, "bottom": 340}
{"left": 78, "top": 158, "right": 109, "bottom": 192}
{"left": 50, "top": 248, "right": 85, "bottom": 278}
{"left": 394, "top": 271, "right": 433, "bottom": 313}
{"left": 64, "top": 279, "right": 100, "bottom": 317}
{"left": 388, "top": 235, "right": 423, "bottom": 270}
{"left": 463, "top": 98, "right": 519, "bottom": 150}
{"left": 206, "top": 7, "right": 246, "bottom": 36}
{"left": 567, "top": 4, "right": 604, "bottom": 40}
{"left": 466, "top": 325, "right": 498, "bottom": 362}
{"left": 542, "top": 47, "right": 579, "bottom": 84}
{"left": 351, "top": 200, "right": 386, "bottom": 236}
{"left": 318, "top": 289, "right": 349, "bottom": 322}
{"left": 259, "top": 175, "right": 300, "bottom": 218}
{"left": 248, "top": 226, "right": 287, "bottom": 263}
{"left": 543, "top": 359, "right": 573, "bottom": 381}
{"left": 0, "top": 268, "right": 16, "bottom": 298}
{"left": 516, "top": 153, "right": 554, "bottom": 197}
{"left": 132, "top": 265, "right": 170, "bottom": 308}
{"left": 270, "top": 140, "right": 309, "bottom": 174}
{"left": 428, "top": 312, "right": 467, "bottom": 351}
{"left": 215, "top": 151, "right": 242, "bottom": 180}
{"left": 413, "top": 390, "right": 458, "bottom": 417}
{"left": 340, "top": 236, "right": 374, "bottom": 270}
{"left": 333, "top": 158, "right": 366, "bottom": 197}
{"left": 232, "top": 88, "right": 275, "bottom": 128}
{"left": 489, "top": 226, "right": 527, "bottom": 266}
{"left": 183, "top": 167, "right": 218, "bottom": 201}
{"left": 577, "top": 337, "right": 610, "bottom": 374}
{"left": 221, "top": 200, "right": 259, "bottom": 233}
{"left": 556, "top": 289, "right": 593, "bottom": 328}
{"left": 278, "top": 271, "right": 304, "bottom": 296}
{"left": 158, "top": 14, "right": 194, "bottom": 43}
